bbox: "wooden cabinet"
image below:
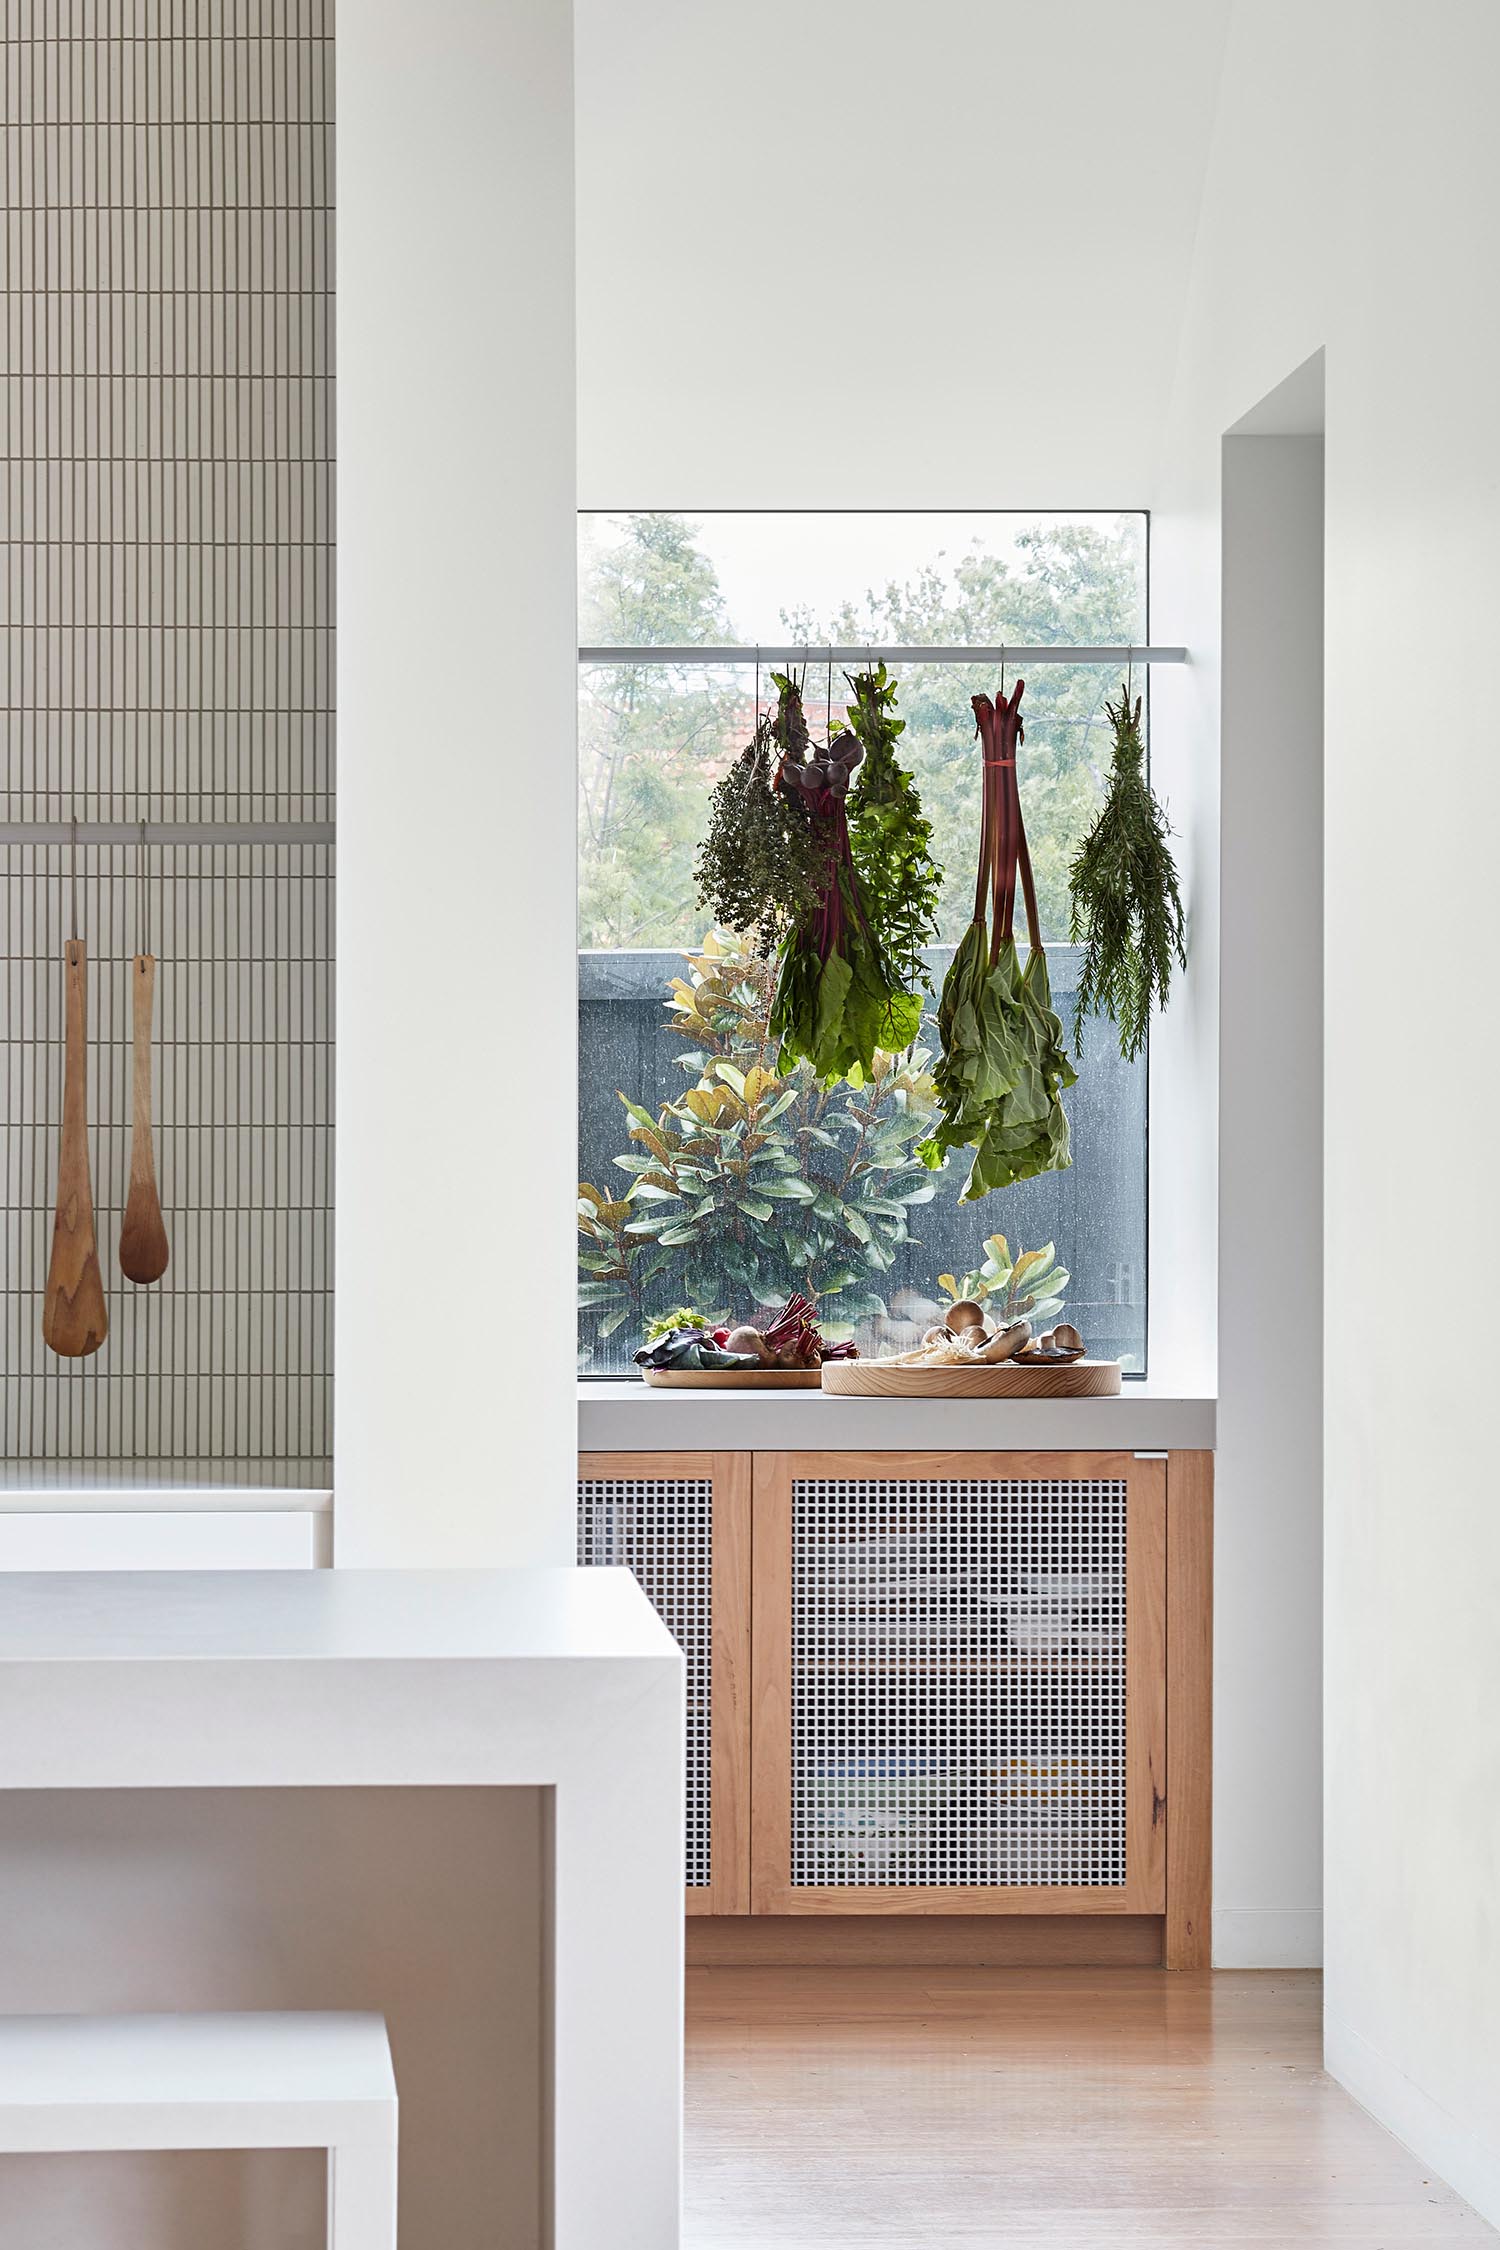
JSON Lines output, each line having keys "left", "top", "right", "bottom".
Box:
{"left": 578, "top": 1447, "right": 1211, "bottom": 1964}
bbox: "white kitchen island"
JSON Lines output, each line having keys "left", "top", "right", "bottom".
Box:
{"left": 0, "top": 1567, "right": 684, "bottom": 2249}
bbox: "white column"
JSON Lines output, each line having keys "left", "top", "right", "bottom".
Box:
{"left": 335, "top": 0, "right": 578, "bottom": 1563}
{"left": 1216, "top": 425, "right": 1325, "bottom": 1968}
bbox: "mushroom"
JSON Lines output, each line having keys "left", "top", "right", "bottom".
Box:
{"left": 977, "top": 1320, "right": 1030, "bottom": 1363}
{"left": 1052, "top": 1322, "right": 1083, "bottom": 1354}
{"left": 945, "top": 1300, "right": 988, "bottom": 1335}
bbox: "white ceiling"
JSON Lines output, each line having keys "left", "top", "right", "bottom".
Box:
{"left": 575, "top": 0, "right": 1233, "bottom": 509}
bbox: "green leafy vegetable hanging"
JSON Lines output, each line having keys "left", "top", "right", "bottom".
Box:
{"left": 842, "top": 664, "right": 942, "bottom": 996}
{"left": 1069, "top": 686, "right": 1186, "bottom": 1060}
{"left": 918, "top": 679, "right": 1076, "bottom": 1199}
{"left": 695, "top": 666, "right": 939, "bottom": 1087}
{"left": 768, "top": 672, "right": 923, "bottom": 1086}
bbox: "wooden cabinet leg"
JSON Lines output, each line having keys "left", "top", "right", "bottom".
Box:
{"left": 1165, "top": 1451, "right": 1214, "bottom": 1968}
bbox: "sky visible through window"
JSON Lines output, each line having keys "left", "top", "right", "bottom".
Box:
{"left": 580, "top": 510, "right": 1141, "bottom": 654}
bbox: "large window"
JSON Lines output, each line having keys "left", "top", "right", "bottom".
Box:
{"left": 578, "top": 512, "right": 1149, "bottom": 1376}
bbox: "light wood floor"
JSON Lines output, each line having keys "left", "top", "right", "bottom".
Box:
{"left": 685, "top": 1966, "right": 1498, "bottom": 2248}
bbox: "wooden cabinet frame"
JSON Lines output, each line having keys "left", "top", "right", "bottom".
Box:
{"left": 578, "top": 1451, "right": 752, "bottom": 1917}
{"left": 579, "top": 1445, "right": 1212, "bottom": 1964}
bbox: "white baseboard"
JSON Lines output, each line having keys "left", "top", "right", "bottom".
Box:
{"left": 1212, "top": 1907, "right": 1323, "bottom": 1967}
{"left": 1326, "top": 2012, "right": 1500, "bottom": 2231}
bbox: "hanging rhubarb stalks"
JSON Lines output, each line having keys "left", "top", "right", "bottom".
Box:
{"left": 918, "top": 679, "right": 1076, "bottom": 1198}
{"left": 768, "top": 673, "right": 922, "bottom": 1086}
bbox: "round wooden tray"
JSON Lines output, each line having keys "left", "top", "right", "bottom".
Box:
{"left": 819, "top": 1357, "right": 1122, "bottom": 1399}
{"left": 640, "top": 1366, "right": 824, "bottom": 1390}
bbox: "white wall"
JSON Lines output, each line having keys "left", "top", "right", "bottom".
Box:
{"left": 1152, "top": 0, "right": 1500, "bottom": 2216}
{"left": 336, "top": 0, "right": 579, "bottom": 1564}
{"left": 575, "top": 0, "right": 1231, "bottom": 509}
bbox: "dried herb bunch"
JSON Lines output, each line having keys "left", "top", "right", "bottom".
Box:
{"left": 694, "top": 694, "right": 822, "bottom": 955}
{"left": 842, "top": 664, "right": 943, "bottom": 995}
{"left": 1069, "top": 687, "right": 1186, "bottom": 1060}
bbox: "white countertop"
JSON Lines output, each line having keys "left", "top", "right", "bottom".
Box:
{"left": 0, "top": 1565, "right": 678, "bottom": 1666}
{"left": 0, "top": 1460, "right": 333, "bottom": 1513}
{"left": 578, "top": 1379, "right": 1216, "bottom": 1452}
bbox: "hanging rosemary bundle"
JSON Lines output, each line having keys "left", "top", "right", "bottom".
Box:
{"left": 694, "top": 692, "right": 822, "bottom": 954}
{"left": 1068, "top": 687, "right": 1186, "bottom": 1061}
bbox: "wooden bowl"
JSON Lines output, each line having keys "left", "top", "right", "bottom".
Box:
{"left": 819, "top": 1358, "right": 1122, "bottom": 1400}
{"left": 640, "top": 1366, "right": 823, "bottom": 1390}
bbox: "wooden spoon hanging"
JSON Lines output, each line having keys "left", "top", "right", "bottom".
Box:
{"left": 42, "top": 938, "right": 109, "bottom": 1356}
{"left": 119, "top": 951, "right": 169, "bottom": 1283}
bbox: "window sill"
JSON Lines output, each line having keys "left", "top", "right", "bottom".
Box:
{"left": 577, "top": 1380, "right": 1214, "bottom": 1453}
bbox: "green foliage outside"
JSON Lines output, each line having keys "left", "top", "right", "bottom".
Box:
{"left": 578, "top": 512, "right": 740, "bottom": 949}
{"left": 578, "top": 512, "right": 1147, "bottom": 954}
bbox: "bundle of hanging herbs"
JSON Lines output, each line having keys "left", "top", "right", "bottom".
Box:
{"left": 695, "top": 667, "right": 940, "bottom": 1086}
{"left": 917, "top": 678, "right": 1076, "bottom": 1199}
{"left": 1068, "top": 684, "right": 1186, "bottom": 1060}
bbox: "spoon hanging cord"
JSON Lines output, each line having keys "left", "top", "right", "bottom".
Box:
{"left": 119, "top": 818, "right": 170, "bottom": 1284}
{"left": 43, "top": 817, "right": 109, "bottom": 1355}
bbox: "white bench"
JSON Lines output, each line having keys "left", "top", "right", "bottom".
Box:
{"left": 0, "top": 2011, "right": 398, "bottom": 2247}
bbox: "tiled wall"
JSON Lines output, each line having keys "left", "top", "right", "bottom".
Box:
{"left": 1, "top": 0, "right": 334, "bottom": 1471}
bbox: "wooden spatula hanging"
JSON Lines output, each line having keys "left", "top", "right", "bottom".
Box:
{"left": 43, "top": 830, "right": 109, "bottom": 1356}
{"left": 120, "top": 821, "right": 169, "bottom": 1284}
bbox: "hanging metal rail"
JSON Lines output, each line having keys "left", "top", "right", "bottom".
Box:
{"left": 0, "top": 651, "right": 1187, "bottom": 846}
{"left": 0, "top": 822, "right": 336, "bottom": 846}
{"left": 578, "top": 644, "right": 1188, "bottom": 666}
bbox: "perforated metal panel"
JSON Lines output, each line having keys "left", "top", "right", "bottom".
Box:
{"left": 791, "top": 1474, "right": 1128, "bottom": 1889}
{"left": 578, "top": 1475, "right": 712, "bottom": 1890}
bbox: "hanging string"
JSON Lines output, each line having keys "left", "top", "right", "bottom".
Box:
{"left": 69, "top": 813, "right": 79, "bottom": 942}
{"left": 826, "top": 643, "right": 834, "bottom": 744}
{"left": 136, "top": 817, "right": 150, "bottom": 958}
{"left": 754, "top": 643, "right": 761, "bottom": 733}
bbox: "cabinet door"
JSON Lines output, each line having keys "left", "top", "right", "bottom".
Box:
{"left": 751, "top": 1450, "right": 1166, "bottom": 1916}
{"left": 578, "top": 1452, "right": 751, "bottom": 1914}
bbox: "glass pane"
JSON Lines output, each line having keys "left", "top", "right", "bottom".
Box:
{"left": 578, "top": 513, "right": 1149, "bottom": 1376}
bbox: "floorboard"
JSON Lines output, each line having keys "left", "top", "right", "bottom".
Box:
{"left": 685, "top": 1967, "right": 1498, "bottom": 2248}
